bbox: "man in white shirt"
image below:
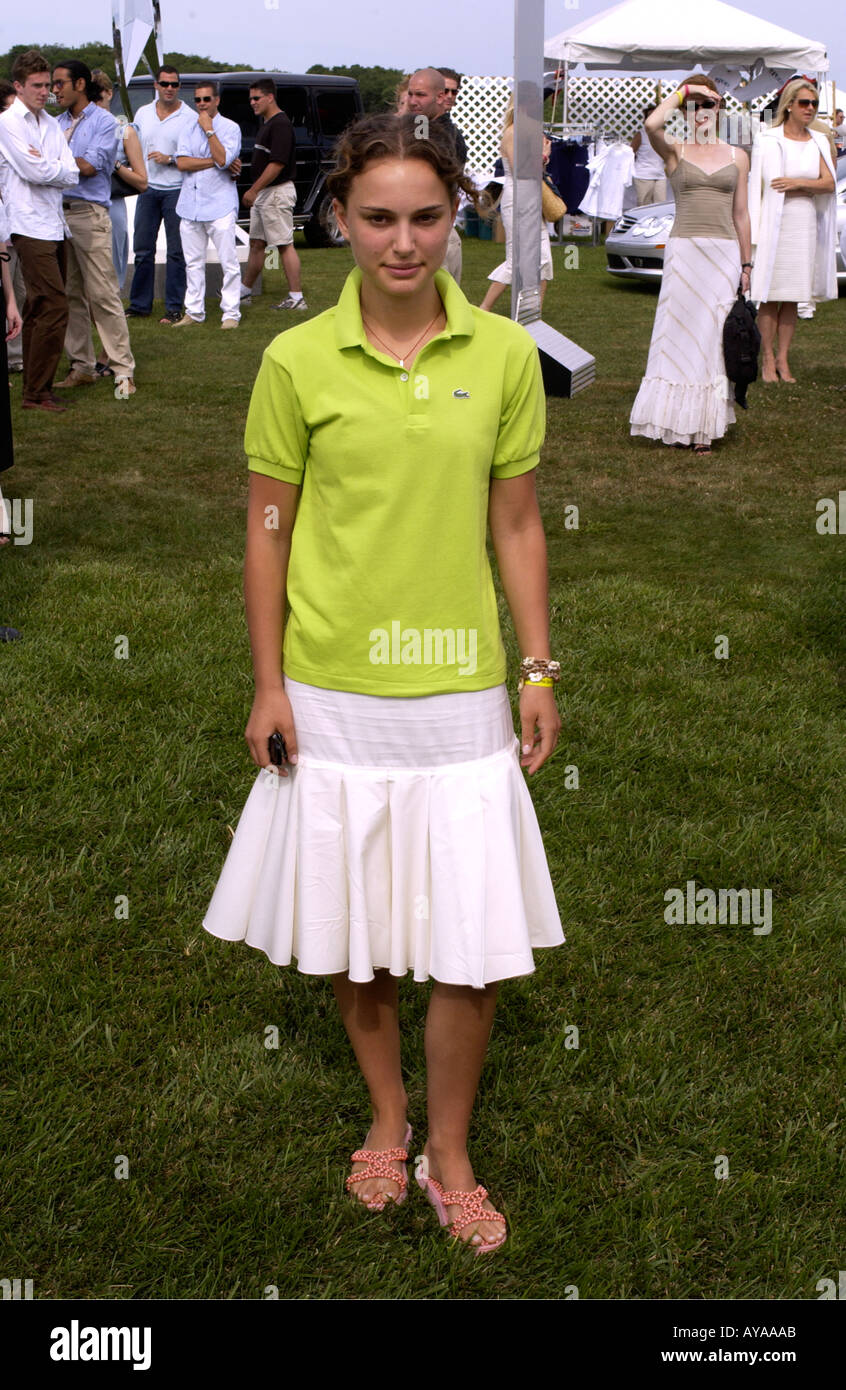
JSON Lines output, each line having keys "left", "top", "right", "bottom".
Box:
{"left": 172, "top": 81, "right": 242, "bottom": 328}
{"left": 128, "top": 66, "right": 195, "bottom": 324}
{"left": 0, "top": 49, "right": 78, "bottom": 412}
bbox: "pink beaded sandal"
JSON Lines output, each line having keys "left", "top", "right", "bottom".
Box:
{"left": 413, "top": 1153, "right": 507, "bottom": 1255}
{"left": 345, "top": 1123, "right": 412, "bottom": 1211}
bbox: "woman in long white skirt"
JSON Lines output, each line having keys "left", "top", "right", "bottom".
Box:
{"left": 203, "top": 113, "right": 564, "bottom": 1255}
{"left": 630, "top": 76, "right": 752, "bottom": 456}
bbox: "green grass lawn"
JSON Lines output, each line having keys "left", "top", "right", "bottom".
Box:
{"left": 2, "top": 238, "right": 843, "bottom": 1300}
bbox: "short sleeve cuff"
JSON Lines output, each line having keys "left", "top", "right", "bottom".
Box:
{"left": 248, "top": 456, "right": 304, "bottom": 486}
{"left": 490, "top": 452, "right": 539, "bottom": 480}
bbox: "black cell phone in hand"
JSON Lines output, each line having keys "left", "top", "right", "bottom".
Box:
{"left": 268, "top": 732, "right": 287, "bottom": 766}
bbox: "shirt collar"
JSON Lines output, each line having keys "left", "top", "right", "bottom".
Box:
{"left": 12, "top": 96, "right": 44, "bottom": 123}
{"left": 59, "top": 101, "right": 94, "bottom": 125}
{"left": 334, "top": 266, "right": 475, "bottom": 353}
{"left": 156, "top": 101, "right": 187, "bottom": 120}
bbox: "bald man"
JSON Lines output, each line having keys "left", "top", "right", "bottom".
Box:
{"left": 406, "top": 67, "right": 466, "bottom": 283}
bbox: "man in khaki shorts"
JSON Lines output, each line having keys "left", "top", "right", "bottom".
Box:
{"left": 240, "top": 79, "right": 305, "bottom": 310}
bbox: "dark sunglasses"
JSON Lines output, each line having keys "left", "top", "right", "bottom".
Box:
{"left": 691, "top": 98, "right": 719, "bottom": 111}
{"left": 194, "top": 95, "right": 215, "bottom": 103}
{"left": 158, "top": 80, "right": 179, "bottom": 88}
{"left": 795, "top": 98, "right": 818, "bottom": 109}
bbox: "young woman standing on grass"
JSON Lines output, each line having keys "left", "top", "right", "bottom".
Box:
{"left": 203, "top": 114, "right": 564, "bottom": 1255}
{"left": 629, "top": 77, "right": 752, "bottom": 457}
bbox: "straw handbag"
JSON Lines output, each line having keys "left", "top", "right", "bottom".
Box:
{"left": 541, "top": 175, "right": 566, "bottom": 222}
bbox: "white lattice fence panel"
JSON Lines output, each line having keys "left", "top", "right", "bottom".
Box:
{"left": 563, "top": 76, "right": 774, "bottom": 142}
{"left": 559, "top": 76, "right": 663, "bottom": 141}
{"left": 454, "top": 75, "right": 781, "bottom": 175}
{"left": 453, "top": 76, "right": 511, "bottom": 177}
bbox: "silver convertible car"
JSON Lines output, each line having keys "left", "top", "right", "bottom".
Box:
{"left": 605, "top": 162, "right": 846, "bottom": 287}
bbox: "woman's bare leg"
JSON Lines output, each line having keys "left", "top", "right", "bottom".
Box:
{"left": 422, "top": 980, "right": 505, "bottom": 1247}
{"left": 758, "top": 302, "right": 779, "bottom": 381}
{"left": 331, "top": 971, "right": 409, "bottom": 1207}
{"left": 774, "top": 302, "right": 798, "bottom": 380}
{"left": 480, "top": 280, "right": 508, "bottom": 312}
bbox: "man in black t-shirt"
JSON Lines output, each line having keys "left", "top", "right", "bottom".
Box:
{"left": 240, "top": 79, "right": 305, "bottom": 310}
{"left": 438, "top": 67, "right": 468, "bottom": 166}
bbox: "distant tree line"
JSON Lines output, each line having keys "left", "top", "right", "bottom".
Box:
{"left": 0, "top": 43, "right": 262, "bottom": 82}
{"left": 307, "top": 64, "right": 406, "bottom": 112}
{"left": 0, "top": 44, "right": 405, "bottom": 111}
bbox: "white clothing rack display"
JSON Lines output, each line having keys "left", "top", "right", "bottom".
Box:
{"left": 544, "top": 122, "right": 606, "bottom": 245}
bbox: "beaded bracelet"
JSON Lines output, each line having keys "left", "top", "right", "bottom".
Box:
{"left": 518, "top": 657, "right": 561, "bottom": 692}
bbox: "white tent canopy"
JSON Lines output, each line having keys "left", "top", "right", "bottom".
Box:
{"left": 545, "top": 0, "right": 829, "bottom": 73}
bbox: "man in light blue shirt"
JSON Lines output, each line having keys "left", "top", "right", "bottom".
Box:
{"left": 172, "top": 81, "right": 242, "bottom": 328}
{"left": 57, "top": 92, "right": 117, "bottom": 205}
{"left": 52, "top": 60, "right": 136, "bottom": 395}
{"left": 128, "top": 66, "right": 196, "bottom": 323}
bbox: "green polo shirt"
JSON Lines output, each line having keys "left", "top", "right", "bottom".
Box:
{"left": 245, "top": 267, "right": 545, "bottom": 697}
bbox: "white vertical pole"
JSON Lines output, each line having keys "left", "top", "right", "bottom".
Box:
{"left": 511, "top": 0, "right": 544, "bottom": 322}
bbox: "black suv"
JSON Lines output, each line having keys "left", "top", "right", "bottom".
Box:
{"left": 115, "top": 71, "right": 363, "bottom": 245}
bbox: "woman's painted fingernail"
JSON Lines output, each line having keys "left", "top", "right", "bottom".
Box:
{"left": 288, "top": 752, "right": 298, "bottom": 764}
{"left": 522, "top": 743, "right": 532, "bottom": 754}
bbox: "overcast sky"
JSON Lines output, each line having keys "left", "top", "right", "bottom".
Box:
{"left": 1, "top": 0, "right": 843, "bottom": 89}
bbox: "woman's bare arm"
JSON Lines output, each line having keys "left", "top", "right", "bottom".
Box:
{"left": 243, "top": 472, "right": 301, "bottom": 771}
{"left": 772, "top": 151, "right": 835, "bottom": 196}
{"left": 488, "top": 471, "right": 559, "bottom": 774}
{"left": 645, "top": 90, "right": 684, "bottom": 171}
{"left": 115, "top": 125, "right": 148, "bottom": 193}
{"left": 731, "top": 147, "right": 752, "bottom": 286}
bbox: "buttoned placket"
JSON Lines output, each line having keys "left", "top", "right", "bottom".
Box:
{"left": 359, "top": 327, "right": 452, "bottom": 416}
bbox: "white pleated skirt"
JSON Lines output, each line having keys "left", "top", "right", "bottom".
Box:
{"left": 202, "top": 679, "right": 565, "bottom": 988}
{"left": 630, "top": 236, "right": 740, "bottom": 447}
{"left": 766, "top": 196, "right": 815, "bottom": 303}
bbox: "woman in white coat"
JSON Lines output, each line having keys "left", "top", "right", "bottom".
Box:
{"left": 749, "top": 80, "right": 836, "bottom": 383}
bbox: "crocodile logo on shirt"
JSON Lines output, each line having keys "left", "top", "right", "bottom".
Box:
{"left": 452, "top": 389, "right": 470, "bottom": 398}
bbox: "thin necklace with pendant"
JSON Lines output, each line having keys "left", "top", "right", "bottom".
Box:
{"left": 361, "top": 307, "right": 444, "bottom": 368}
